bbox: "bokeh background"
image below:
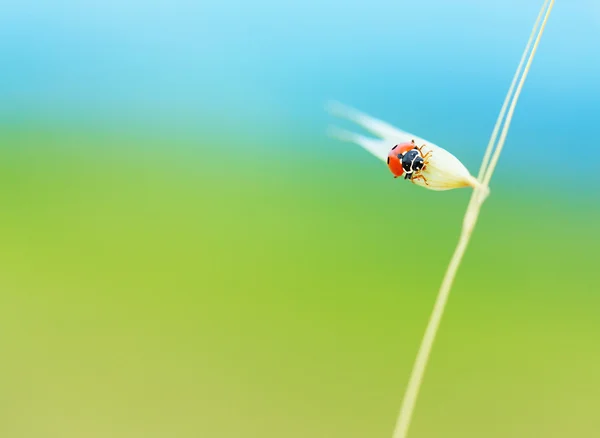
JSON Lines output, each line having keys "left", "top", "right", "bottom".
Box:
{"left": 1, "top": 1, "right": 599, "bottom": 437}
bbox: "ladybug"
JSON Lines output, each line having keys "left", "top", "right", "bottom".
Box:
{"left": 386, "top": 139, "right": 431, "bottom": 183}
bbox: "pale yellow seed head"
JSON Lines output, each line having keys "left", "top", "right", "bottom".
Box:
{"left": 411, "top": 143, "right": 481, "bottom": 191}
{"left": 327, "top": 101, "right": 486, "bottom": 194}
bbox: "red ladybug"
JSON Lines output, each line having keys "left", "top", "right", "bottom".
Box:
{"left": 387, "top": 139, "right": 431, "bottom": 182}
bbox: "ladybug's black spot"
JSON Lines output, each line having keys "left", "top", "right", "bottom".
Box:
{"left": 387, "top": 156, "right": 390, "bottom": 164}
{"left": 391, "top": 145, "right": 398, "bottom": 150}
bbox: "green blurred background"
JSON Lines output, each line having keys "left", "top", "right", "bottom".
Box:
{"left": 2, "top": 0, "right": 600, "bottom": 437}
{"left": 0, "top": 127, "right": 598, "bottom": 438}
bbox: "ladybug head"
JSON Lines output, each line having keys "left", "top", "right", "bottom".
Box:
{"left": 412, "top": 155, "right": 424, "bottom": 172}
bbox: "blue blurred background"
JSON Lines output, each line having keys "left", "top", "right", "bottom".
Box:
{"left": 0, "top": 1, "right": 599, "bottom": 437}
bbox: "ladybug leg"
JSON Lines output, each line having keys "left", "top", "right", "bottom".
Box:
{"left": 404, "top": 172, "right": 412, "bottom": 180}
{"left": 416, "top": 144, "right": 432, "bottom": 160}
{"left": 422, "top": 151, "right": 433, "bottom": 167}
{"left": 411, "top": 172, "right": 429, "bottom": 186}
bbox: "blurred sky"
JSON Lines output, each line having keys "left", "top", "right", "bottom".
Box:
{"left": 1, "top": 0, "right": 598, "bottom": 186}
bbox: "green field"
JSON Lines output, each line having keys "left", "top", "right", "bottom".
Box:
{"left": 1, "top": 128, "right": 598, "bottom": 437}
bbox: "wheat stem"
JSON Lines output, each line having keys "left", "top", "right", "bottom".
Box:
{"left": 481, "top": 2, "right": 554, "bottom": 187}
{"left": 391, "top": 2, "right": 555, "bottom": 438}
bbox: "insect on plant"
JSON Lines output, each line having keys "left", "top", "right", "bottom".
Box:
{"left": 326, "top": 1, "right": 555, "bottom": 438}
{"left": 327, "top": 101, "right": 488, "bottom": 195}
{"left": 387, "top": 140, "right": 431, "bottom": 183}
